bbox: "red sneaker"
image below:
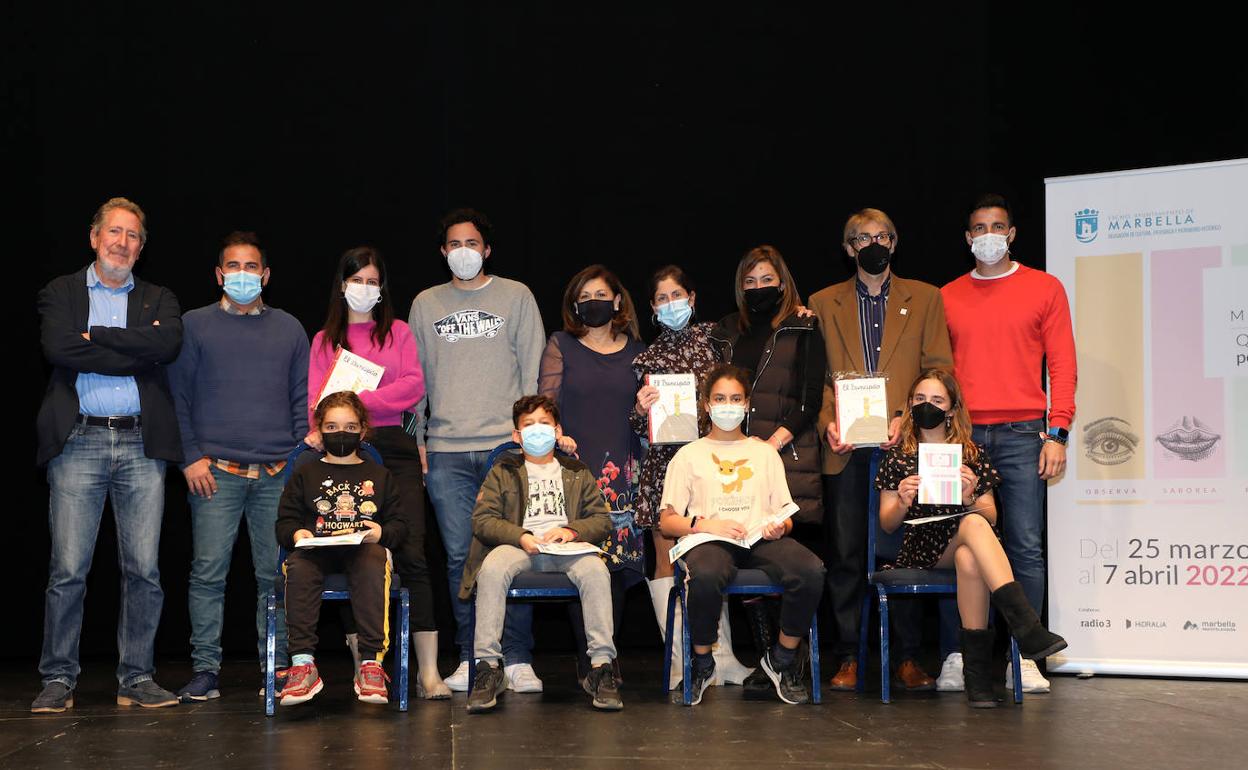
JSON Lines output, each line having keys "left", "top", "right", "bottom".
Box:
{"left": 355, "top": 661, "right": 390, "bottom": 704}
{"left": 279, "top": 663, "right": 323, "bottom": 706}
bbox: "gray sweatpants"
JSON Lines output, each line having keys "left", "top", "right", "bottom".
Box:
{"left": 474, "top": 545, "right": 616, "bottom": 666}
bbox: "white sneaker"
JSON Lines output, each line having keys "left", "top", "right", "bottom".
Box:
{"left": 504, "top": 663, "right": 544, "bottom": 693}
{"left": 443, "top": 661, "right": 470, "bottom": 693}
{"left": 1006, "top": 658, "right": 1051, "bottom": 693}
{"left": 936, "top": 652, "right": 964, "bottom": 692}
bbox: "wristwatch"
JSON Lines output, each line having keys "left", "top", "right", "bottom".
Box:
{"left": 1043, "top": 426, "right": 1069, "bottom": 446}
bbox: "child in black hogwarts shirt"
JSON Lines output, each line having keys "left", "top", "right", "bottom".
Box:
{"left": 275, "top": 391, "right": 408, "bottom": 706}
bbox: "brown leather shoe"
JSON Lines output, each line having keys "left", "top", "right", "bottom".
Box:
{"left": 894, "top": 659, "right": 936, "bottom": 691}
{"left": 828, "top": 660, "right": 857, "bottom": 691}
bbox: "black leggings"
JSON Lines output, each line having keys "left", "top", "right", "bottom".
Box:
{"left": 682, "top": 539, "right": 824, "bottom": 647}
{"left": 287, "top": 544, "right": 391, "bottom": 658}
{"left": 363, "top": 426, "right": 437, "bottom": 632}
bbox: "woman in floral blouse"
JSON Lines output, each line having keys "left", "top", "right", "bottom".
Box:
{"left": 630, "top": 265, "right": 750, "bottom": 687}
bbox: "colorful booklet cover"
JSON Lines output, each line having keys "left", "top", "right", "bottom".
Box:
{"left": 918, "top": 442, "right": 963, "bottom": 505}
{"left": 315, "top": 348, "right": 385, "bottom": 407}
{"left": 647, "top": 372, "right": 699, "bottom": 445}
{"left": 835, "top": 376, "right": 889, "bottom": 445}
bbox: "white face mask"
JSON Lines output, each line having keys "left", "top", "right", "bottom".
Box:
{"left": 343, "top": 283, "right": 382, "bottom": 314}
{"left": 446, "top": 246, "right": 484, "bottom": 281}
{"left": 709, "top": 403, "right": 746, "bottom": 431}
{"left": 970, "top": 233, "right": 1010, "bottom": 265}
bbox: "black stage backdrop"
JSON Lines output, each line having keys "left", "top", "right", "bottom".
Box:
{"left": 5, "top": 3, "right": 1246, "bottom": 663}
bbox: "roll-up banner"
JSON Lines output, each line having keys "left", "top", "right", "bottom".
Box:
{"left": 1045, "top": 158, "right": 1248, "bottom": 678}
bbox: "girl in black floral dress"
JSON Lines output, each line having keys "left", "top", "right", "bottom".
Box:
{"left": 629, "top": 265, "right": 750, "bottom": 686}
{"left": 875, "top": 369, "right": 1066, "bottom": 708}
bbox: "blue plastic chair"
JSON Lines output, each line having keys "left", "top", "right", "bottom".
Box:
{"left": 466, "top": 442, "right": 585, "bottom": 684}
{"left": 263, "top": 441, "right": 411, "bottom": 716}
{"left": 663, "top": 561, "right": 822, "bottom": 706}
{"left": 856, "top": 449, "right": 1022, "bottom": 704}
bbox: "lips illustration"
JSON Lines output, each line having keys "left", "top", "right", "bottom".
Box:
{"left": 1155, "top": 416, "right": 1221, "bottom": 461}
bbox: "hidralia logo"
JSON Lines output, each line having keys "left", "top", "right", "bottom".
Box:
{"left": 1075, "top": 208, "right": 1099, "bottom": 243}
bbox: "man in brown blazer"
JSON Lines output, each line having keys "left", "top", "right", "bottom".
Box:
{"left": 808, "top": 208, "right": 953, "bottom": 692}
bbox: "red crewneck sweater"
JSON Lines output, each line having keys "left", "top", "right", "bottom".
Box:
{"left": 941, "top": 263, "right": 1077, "bottom": 429}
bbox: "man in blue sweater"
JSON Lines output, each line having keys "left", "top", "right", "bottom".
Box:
{"left": 168, "top": 231, "right": 310, "bottom": 701}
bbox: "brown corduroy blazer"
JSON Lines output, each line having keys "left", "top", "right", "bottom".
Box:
{"left": 808, "top": 274, "right": 953, "bottom": 475}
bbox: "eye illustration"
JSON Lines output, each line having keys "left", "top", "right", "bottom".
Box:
{"left": 1082, "top": 416, "right": 1139, "bottom": 466}
{"left": 1155, "top": 416, "right": 1222, "bottom": 462}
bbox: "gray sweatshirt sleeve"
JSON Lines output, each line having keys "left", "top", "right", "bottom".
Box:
{"left": 514, "top": 286, "right": 545, "bottom": 395}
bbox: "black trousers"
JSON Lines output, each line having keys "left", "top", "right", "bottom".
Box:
{"left": 286, "top": 544, "right": 391, "bottom": 659}
{"left": 367, "top": 427, "right": 437, "bottom": 632}
{"left": 823, "top": 450, "right": 924, "bottom": 661}
{"left": 683, "top": 539, "right": 824, "bottom": 647}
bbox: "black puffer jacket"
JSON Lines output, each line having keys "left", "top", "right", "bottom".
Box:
{"left": 712, "top": 312, "right": 825, "bottom": 524}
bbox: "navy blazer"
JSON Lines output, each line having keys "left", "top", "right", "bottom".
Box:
{"left": 36, "top": 265, "right": 185, "bottom": 466}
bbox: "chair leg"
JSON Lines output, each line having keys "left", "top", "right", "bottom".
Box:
{"left": 879, "top": 591, "right": 891, "bottom": 704}
{"left": 662, "top": 586, "right": 677, "bottom": 696}
{"left": 265, "top": 594, "right": 277, "bottom": 717}
{"left": 1010, "top": 637, "right": 1024, "bottom": 704}
{"left": 856, "top": 592, "right": 871, "bottom": 694}
{"left": 809, "top": 612, "right": 821, "bottom": 705}
{"left": 681, "top": 587, "right": 693, "bottom": 706}
{"left": 399, "top": 589, "right": 410, "bottom": 712}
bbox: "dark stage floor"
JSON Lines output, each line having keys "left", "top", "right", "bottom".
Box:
{"left": 1, "top": 653, "right": 1244, "bottom": 769}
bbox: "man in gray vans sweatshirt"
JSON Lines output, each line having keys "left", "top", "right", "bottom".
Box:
{"left": 408, "top": 208, "right": 546, "bottom": 693}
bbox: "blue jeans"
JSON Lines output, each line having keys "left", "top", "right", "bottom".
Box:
{"left": 41, "top": 424, "right": 166, "bottom": 688}
{"left": 188, "top": 465, "right": 287, "bottom": 672}
{"left": 940, "top": 419, "right": 1046, "bottom": 656}
{"left": 426, "top": 450, "right": 533, "bottom": 664}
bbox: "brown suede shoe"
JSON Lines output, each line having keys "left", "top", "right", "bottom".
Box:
{"left": 828, "top": 660, "right": 857, "bottom": 691}
{"left": 894, "top": 659, "right": 936, "bottom": 691}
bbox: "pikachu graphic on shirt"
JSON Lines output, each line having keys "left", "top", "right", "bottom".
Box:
{"left": 712, "top": 454, "right": 753, "bottom": 494}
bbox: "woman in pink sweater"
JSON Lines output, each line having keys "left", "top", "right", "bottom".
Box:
{"left": 308, "top": 246, "right": 449, "bottom": 699}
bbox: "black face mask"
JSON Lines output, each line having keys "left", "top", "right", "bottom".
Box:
{"left": 576, "top": 299, "right": 617, "bottom": 328}
{"left": 744, "top": 286, "right": 782, "bottom": 315}
{"left": 911, "top": 402, "right": 948, "bottom": 431}
{"left": 323, "top": 431, "right": 362, "bottom": 458}
{"left": 856, "top": 242, "right": 892, "bottom": 276}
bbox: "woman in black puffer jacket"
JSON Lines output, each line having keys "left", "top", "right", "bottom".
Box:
{"left": 714, "top": 245, "right": 826, "bottom": 524}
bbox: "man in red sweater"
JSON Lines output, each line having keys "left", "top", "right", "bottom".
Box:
{"left": 939, "top": 194, "right": 1077, "bottom": 694}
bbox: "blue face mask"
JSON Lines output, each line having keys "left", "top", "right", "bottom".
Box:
{"left": 520, "top": 423, "right": 557, "bottom": 456}
{"left": 222, "top": 270, "right": 263, "bottom": 304}
{"left": 656, "top": 297, "right": 692, "bottom": 331}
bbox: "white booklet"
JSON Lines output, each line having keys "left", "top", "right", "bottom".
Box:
{"left": 315, "top": 348, "right": 385, "bottom": 407}
{"left": 536, "top": 541, "right": 606, "bottom": 556}
{"left": 918, "top": 442, "right": 962, "bottom": 505}
{"left": 904, "top": 506, "right": 990, "bottom": 526}
{"left": 647, "top": 373, "right": 699, "bottom": 445}
{"left": 669, "top": 502, "right": 800, "bottom": 562}
{"left": 835, "top": 377, "right": 889, "bottom": 446}
{"left": 295, "top": 530, "right": 367, "bottom": 548}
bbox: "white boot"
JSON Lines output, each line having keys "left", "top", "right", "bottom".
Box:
{"left": 345, "top": 633, "right": 362, "bottom": 672}
{"left": 712, "top": 601, "right": 754, "bottom": 686}
{"left": 413, "top": 631, "right": 451, "bottom": 700}
{"left": 647, "top": 577, "right": 683, "bottom": 690}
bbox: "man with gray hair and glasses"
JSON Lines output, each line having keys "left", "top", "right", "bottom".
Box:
{"left": 32, "top": 197, "right": 184, "bottom": 713}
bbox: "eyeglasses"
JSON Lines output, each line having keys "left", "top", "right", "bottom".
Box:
{"left": 849, "top": 233, "right": 894, "bottom": 246}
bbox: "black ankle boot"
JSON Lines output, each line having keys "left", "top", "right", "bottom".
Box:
{"left": 961, "top": 627, "right": 999, "bottom": 709}
{"left": 742, "top": 597, "right": 776, "bottom": 699}
{"left": 990, "top": 581, "right": 1068, "bottom": 660}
